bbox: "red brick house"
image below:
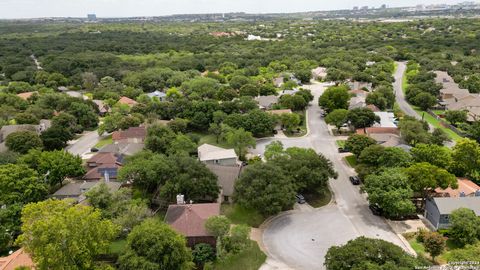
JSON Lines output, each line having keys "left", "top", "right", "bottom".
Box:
{"left": 112, "top": 126, "right": 146, "bottom": 143}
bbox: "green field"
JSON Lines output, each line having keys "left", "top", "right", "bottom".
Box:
{"left": 94, "top": 134, "right": 113, "bottom": 148}
{"left": 210, "top": 240, "right": 266, "bottom": 270}
{"left": 221, "top": 204, "right": 265, "bottom": 228}
{"left": 412, "top": 108, "right": 462, "bottom": 141}
{"left": 344, "top": 155, "right": 357, "bottom": 167}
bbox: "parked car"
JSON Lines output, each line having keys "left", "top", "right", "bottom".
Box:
{"left": 369, "top": 204, "right": 383, "bottom": 216}
{"left": 90, "top": 147, "right": 99, "bottom": 152}
{"left": 349, "top": 176, "right": 361, "bottom": 185}
{"left": 295, "top": 194, "right": 306, "bottom": 204}
{"left": 338, "top": 147, "right": 349, "bottom": 153}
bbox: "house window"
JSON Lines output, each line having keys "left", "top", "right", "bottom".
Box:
{"left": 214, "top": 159, "right": 219, "bottom": 164}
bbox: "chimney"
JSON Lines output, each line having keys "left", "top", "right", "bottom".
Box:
{"left": 475, "top": 190, "right": 480, "bottom": 197}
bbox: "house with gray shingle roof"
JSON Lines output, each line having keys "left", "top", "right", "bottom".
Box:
{"left": 425, "top": 196, "right": 480, "bottom": 230}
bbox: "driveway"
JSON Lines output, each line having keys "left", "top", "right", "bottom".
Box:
{"left": 257, "top": 82, "right": 411, "bottom": 270}
{"left": 66, "top": 130, "right": 100, "bottom": 158}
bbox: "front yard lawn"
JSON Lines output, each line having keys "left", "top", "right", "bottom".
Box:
{"left": 221, "top": 204, "right": 265, "bottom": 228}
{"left": 404, "top": 233, "right": 464, "bottom": 265}
{"left": 190, "top": 132, "right": 231, "bottom": 149}
{"left": 210, "top": 240, "right": 266, "bottom": 270}
{"left": 412, "top": 107, "right": 462, "bottom": 142}
{"left": 94, "top": 134, "right": 112, "bottom": 148}
{"left": 336, "top": 140, "right": 346, "bottom": 148}
{"left": 344, "top": 155, "right": 357, "bottom": 167}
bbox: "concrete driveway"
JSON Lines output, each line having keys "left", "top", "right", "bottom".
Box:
{"left": 257, "top": 82, "right": 411, "bottom": 270}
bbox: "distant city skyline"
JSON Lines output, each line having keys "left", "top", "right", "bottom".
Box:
{"left": 0, "top": 0, "right": 474, "bottom": 19}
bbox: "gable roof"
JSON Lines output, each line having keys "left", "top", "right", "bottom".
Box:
{"left": 52, "top": 181, "right": 121, "bottom": 200}
{"left": 84, "top": 164, "right": 121, "bottom": 181}
{"left": 99, "top": 142, "right": 144, "bottom": 156}
{"left": 0, "top": 248, "right": 35, "bottom": 270}
{"left": 267, "top": 109, "right": 292, "bottom": 115}
{"left": 431, "top": 197, "right": 480, "bottom": 215}
{"left": 87, "top": 152, "right": 124, "bottom": 166}
{"left": 435, "top": 178, "right": 480, "bottom": 198}
{"left": 112, "top": 127, "right": 146, "bottom": 141}
{"left": 255, "top": 95, "right": 278, "bottom": 109}
{"left": 16, "top": 91, "right": 37, "bottom": 100}
{"left": 206, "top": 164, "right": 243, "bottom": 196}
{"left": 198, "top": 143, "right": 237, "bottom": 162}
{"left": 118, "top": 96, "right": 137, "bottom": 106}
{"left": 165, "top": 203, "right": 220, "bottom": 237}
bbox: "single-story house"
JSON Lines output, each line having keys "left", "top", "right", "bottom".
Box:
{"left": 0, "top": 248, "right": 35, "bottom": 270}
{"left": 311, "top": 67, "right": 327, "bottom": 80}
{"left": 117, "top": 96, "right": 138, "bottom": 107}
{"left": 92, "top": 100, "right": 110, "bottom": 116}
{"left": 348, "top": 81, "right": 372, "bottom": 91}
{"left": 112, "top": 126, "right": 146, "bottom": 143}
{"left": 165, "top": 203, "right": 220, "bottom": 247}
{"left": 356, "top": 127, "right": 400, "bottom": 144}
{"left": 425, "top": 196, "right": 480, "bottom": 230}
{"left": 255, "top": 95, "right": 279, "bottom": 110}
{"left": 206, "top": 164, "right": 243, "bottom": 202}
{"left": 434, "top": 178, "right": 480, "bottom": 198}
{"left": 147, "top": 90, "right": 167, "bottom": 101}
{"left": 267, "top": 109, "right": 293, "bottom": 116}
{"left": 99, "top": 142, "right": 144, "bottom": 156}
{"left": 52, "top": 181, "right": 122, "bottom": 203}
{"left": 198, "top": 143, "right": 238, "bottom": 166}
{"left": 373, "top": 112, "right": 397, "bottom": 128}
{"left": 0, "top": 120, "right": 51, "bottom": 152}
{"left": 84, "top": 152, "right": 123, "bottom": 181}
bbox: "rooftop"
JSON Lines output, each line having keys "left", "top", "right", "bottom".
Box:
{"left": 118, "top": 96, "right": 138, "bottom": 106}
{"left": 432, "top": 196, "right": 480, "bottom": 215}
{"left": 112, "top": 126, "right": 146, "bottom": 141}
{"left": 206, "top": 164, "right": 243, "bottom": 196}
{"left": 434, "top": 178, "right": 480, "bottom": 198}
{"left": 198, "top": 143, "right": 237, "bottom": 162}
{"left": 165, "top": 203, "right": 220, "bottom": 237}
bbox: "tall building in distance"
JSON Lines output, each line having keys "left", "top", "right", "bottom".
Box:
{"left": 87, "top": 14, "right": 97, "bottom": 21}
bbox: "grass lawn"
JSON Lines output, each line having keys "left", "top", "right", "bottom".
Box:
{"left": 336, "top": 140, "right": 346, "bottom": 148}
{"left": 284, "top": 111, "right": 307, "bottom": 138}
{"left": 304, "top": 188, "right": 331, "bottom": 208}
{"left": 109, "top": 239, "right": 127, "bottom": 255}
{"left": 94, "top": 134, "right": 112, "bottom": 148}
{"left": 412, "top": 107, "right": 462, "bottom": 141}
{"left": 191, "top": 132, "right": 231, "bottom": 149}
{"left": 405, "top": 234, "right": 463, "bottom": 265}
{"left": 211, "top": 240, "right": 266, "bottom": 270}
{"left": 221, "top": 204, "right": 265, "bottom": 228}
{"left": 344, "top": 155, "right": 357, "bottom": 167}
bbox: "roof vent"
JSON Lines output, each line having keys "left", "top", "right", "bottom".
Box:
{"left": 460, "top": 191, "right": 466, "bottom": 197}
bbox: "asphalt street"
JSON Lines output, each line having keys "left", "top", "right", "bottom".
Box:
{"left": 256, "top": 82, "right": 411, "bottom": 270}
{"left": 66, "top": 130, "right": 100, "bottom": 157}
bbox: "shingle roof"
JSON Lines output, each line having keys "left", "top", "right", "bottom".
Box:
{"left": 16, "top": 91, "right": 36, "bottom": 100}
{"left": 52, "top": 181, "right": 121, "bottom": 198}
{"left": 147, "top": 90, "right": 167, "bottom": 99}
{"left": 87, "top": 152, "right": 123, "bottom": 166}
{"left": 206, "top": 164, "right": 243, "bottom": 196}
{"left": 112, "top": 127, "right": 146, "bottom": 141}
{"left": 99, "top": 142, "right": 144, "bottom": 156}
{"left": 255, "top": 95, "right": 278, "bottom": 109}
{"left": 84, "top": 165, "right": 121, "bottom": 181}
{"left": 435, "top": 178, "right": 480, "bottom": 198}
{"left": 356, "top": 127, "right": 400, "bottom": 135}
{"left": 267, "top": 109, "right": 293, "bottom": 115}
{"left": 432, "top": 197, "right": 480, "bottom": 215}
{"left": 198, "top": 144, "right": 237, "bottom": 162}
{"left": 118, "top": 96, "right": 137, "bottom": 106}
{"left": 0, "top": 248, "right": 35, "bottom": 270}
{"left": 165, "top": 203, "right": 220, "bottom": 237}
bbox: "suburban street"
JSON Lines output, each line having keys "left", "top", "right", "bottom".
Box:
{"left": 66, "top": 130, "right": 100, "bottom": 157}
{"left": 256, "top": 82, "right": 411, "bottom": 270}
{"left": 393, "top": 61, "right": 424, "bottom": 121}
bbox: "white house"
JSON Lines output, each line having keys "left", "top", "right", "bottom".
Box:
{"left": 198, "top": 144, "right": 238, "bottom": 166}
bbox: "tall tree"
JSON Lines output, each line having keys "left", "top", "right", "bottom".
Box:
{"left": 450, "top": 138, "right": 480, "bottom": 179}
{"left": 0, "top": 164, "right": 47, "bottom": 205}
{"left": 324, "top": 109, "right": 348, "bottom": 132}
{"left": 118, "top": 219, "right": 193, "bottom": 270}
{"left": 5, "top": 131, "right": 43, "bottom": 154}
{"left": 449, "top": 208, "right": 480, "bottom": 247}
{"left": 318, "top": 85, "right": 350, "bottom": 113}
{"left": 226, "top": 128, "right": 256, "bottom": 160}
{"left": 17, "top": 199, "right": 118, "bottom": 270}
{"left": 344, "top": 134, "right": 376, "bottom": 157}
{"left": 346, "top": 108, "right": 380, "bottom": 129}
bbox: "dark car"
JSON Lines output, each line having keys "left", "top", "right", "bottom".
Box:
{"left": 295, "top": 194, "right": 306, "bottom": 204}
{"left": 349, "top": 176, "right": 361, "bottom": 185}
{"left": 338, "top": 147, "right": 349, "bottom": 153}
{"left": 369, "top": 204, "right": 383, "bottom": 216}
{"left": 90, "top": 147, "right": 99, "bottom": 152}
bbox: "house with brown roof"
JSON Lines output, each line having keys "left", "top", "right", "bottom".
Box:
{"left": 165, "top": 203, "right": 220, "bottom": 247}
{"left": 255, "top": 95, "right": 279, "bottom": 110}
{"left": 206, "top": 164, "right": 243, "bottom": 202}
{"left": 84, "top": 152, "right": 123, "bottom": 181}
{"left": 52, "top": 181, "right": 122, "bottom": 203}
{"left": 117, "top": 96, "right": 138, "bottom": 107}
{"left": 356, "top": 127, "right": 400, "bottom": 143}
{"left": 112, "top": 126, "right": 146, "bottom": 143}
{"left": 16, "top": 91, "right": 37, "bottom": 100}
{"left": 92, "top": 100, "right": 110, "bottom": 116}
{"left": 0, "top": 248, "right": 35, "bottom": 270}
{"left": 434, "top": 178, "right": 480, "bottom": 198}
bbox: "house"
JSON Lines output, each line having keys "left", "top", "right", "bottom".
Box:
{"left": 356, "top": 127, "right": 400, "bottom": 144}
{"left": 92, "top": 100, "right": 110, "bottom": 116}
{"left": 434, "top": 178, "right": 480, "bottom": 198}
{"left": 84, "top": 152, "right": 123, "bottom": 181}
{"left": 255, "top": 95, "right": 279, "bottom": 110}
{"left": 65, "top": 91, "right": 84, "bottom": 99}
{"left": 279, "top": 89, "right": 300, "bottom": 96}
{"left": 273, "top": 77, "right": 284, "bottom": 88}
{"left": 147, "top": 90, "right": 167, "bottom": 101}
{"left": 311, "top": 67, "right": 327, "bottom": 80}
{"left": 16, "top": 91, "right": 37, "bottom": 100}
{"left": 267, "top": 109, "right": 293, "bottom": 116}
{"left": 52, "top": 181, "right": 121, "bottom": 202}
{"left": 348, "top": 89, "right": 368, "bottom": 110}
{"left": 348, "top": 81, "right": 372, "bottom": 91}
{"left": 198, "top": 144, "right": 238, "bottom": 166}
{"left": 206, "top": 164, "right": 243, "bottom": 202}
{"left": 425, "top": 196, "right": 480, "bottom": 229}
{"left": 373, "top": 112, "right": 397, "bottom": 128}
{"left": 366, "top": 104, "right": 381, "bottom": 112}
{"left": 0, "top": 120, "right": 51, "bottom": 152}
{"left": 117, "top": 96, "right": 137, "bottom": 107}
{"left": 0, "top": 248, "right": 35, "bottom": 270}
{"left": 112, "top": 126, "right": 146, "bottom": 143}
{"left": 165, "top": 203, "right": 220, "bottom": 247}
{"left": 99, "top": 142, "right": 144, "bottom": 156}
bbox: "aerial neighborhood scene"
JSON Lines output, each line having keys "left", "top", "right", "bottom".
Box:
{"left": 2, "top": 0, "right": 480, "bottom": 269}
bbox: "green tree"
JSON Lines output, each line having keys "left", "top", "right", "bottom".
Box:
{"left": 0, "top": 164, "right": 48, "bottom": 205}
{"left": 318, "top": 85, "right": 350, "bottom": 113}
{"left": 398, "top": 116, "right": 431, "bottom": 146}
{"left": 449, "top": 208, "right": 480, "bottom": 247}
{"left": 234, "top": 163, "right": 296, "bottom": 216}
{"left": 423, "top": 232, "right": 446, "bottom": 261}
{"left": 410, "top": 143, "right": 452, "bottom": 168}
{"left": 413, "top": 92, "right": 437, "bottom": 111}
{"left": 280, "top": 113, "right": 301, "bottom": 133}
{"left": 17, "top": 199, "right": 118, "bottom": 270}
{"left": 445, "top": 110, "right": 468, "bottom": 126}
{"left": 15, "top": 113, "right": 39, "bottom": 125}
{"left": 145, "top": 124, "right": 177, "bottom": 154}
{"left": 192, "top": 243, "right": 215, "bottom": 266}
{"left": 5, "top": 131, "right": 43, "bottom": 154}
{"left": 431, "top": 128, "right": 450, "bottom": 146}
{"left": 264, "top": 141, "right": 286, "bottom": 161}
{"left": 324, "top": 237, "right": 423, "bottom": 270}
{"left": 344, "top": 134, "right": 376, "bottom": 157}
{"left": 40, "top": 125, "right": 74, "bottom": 150}
{"left": 118, "top": 219, "right": 193, "bottom": 270}
{"left": 168, "top": 134, "right": 197, "bottom": 156}
{"left": 205, "top": 216, "right": 231, "bottom": 238}
{"left": 223, "top": 224, "right": 251, "bottom": 253}
{"left": 226, "top": 128, "right": 256, "bottom": 160}
{"left": 19, "top": 149, "right": 85, "bottom": 188}
{"left": 325, "top": 109, "right": 349, "bottom": 132}
{"left": 363, "top": 168, "right": 415, "bottom": 218}
{"left": 450, "top": 138, "right": 480, "bottom": 178}
{"left": 346, "top": 108, "right": 380, "bottom": 129}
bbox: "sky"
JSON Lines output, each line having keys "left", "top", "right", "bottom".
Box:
{"left": 0, "top": 0, "right": 467, "bottom": 19}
